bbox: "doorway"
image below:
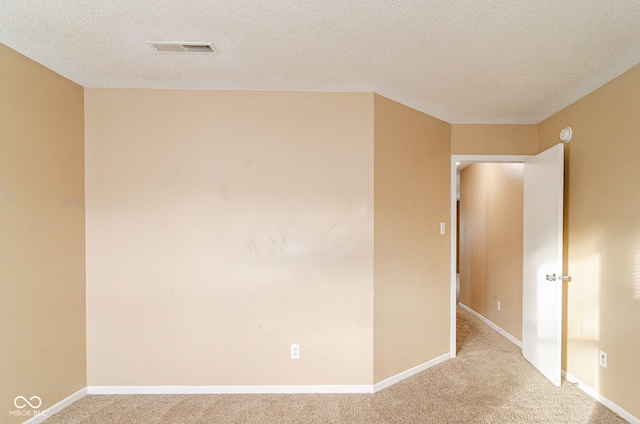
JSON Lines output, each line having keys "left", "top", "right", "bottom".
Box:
{"left": 449, "top": 155, "right": 532, "bottom": 357}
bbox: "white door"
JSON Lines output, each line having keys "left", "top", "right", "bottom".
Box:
{"left": 522, "top": 143, "right": 564, "bottom": 386}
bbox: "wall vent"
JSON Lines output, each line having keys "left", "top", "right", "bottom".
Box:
{"left": 148, "top": 41, "right": 219, "bottom": 55}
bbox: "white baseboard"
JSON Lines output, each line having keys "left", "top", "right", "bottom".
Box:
{"left": 18, "top": 374, "right": 638, "bottom": 423}
{"left": 373, "top": 353, "right": 451, "bottom": 393}
{"left": 21, "top": 387, "right": 87, "bottom": 424}
{"left": 458, "top": 303, "right": 522, "bottom": 349}
{"left": 87, "top": 385, "right": 374, "bottom": 395}
{"left": 88, "top": 354, "right": 454, "bottom": 397}
{"left": 562, "top": 371, "right": 639, "bottom": 424}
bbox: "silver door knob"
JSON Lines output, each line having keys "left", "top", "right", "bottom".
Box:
{"left": 546, "top": 274, "right": 571, "bottom": 282}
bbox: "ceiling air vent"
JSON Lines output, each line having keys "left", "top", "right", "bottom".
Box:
{"left": 148, "top": 41, "right": 219, "bottom": 55}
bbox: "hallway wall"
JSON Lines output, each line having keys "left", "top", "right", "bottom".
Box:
{"left": 459, "top": 163, "right": 524, "bottom": 341}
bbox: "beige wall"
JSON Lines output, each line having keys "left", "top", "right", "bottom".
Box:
{"left": 451, "top": 124, "right": 537, "bottom": 155}
{"left": 0, "top": 44, "right": 86, "bottom": 421}
{"left": 373, "top": 95, "right": 451, "bottom": 383}
{"left": 538, "top": 64, "right": 640, "bottom": 418}
{"left": 85, "top": 89, "right": 375, "bottom": 386}
{"left": 459, "top": 163, "right": 524, "bottom": 341}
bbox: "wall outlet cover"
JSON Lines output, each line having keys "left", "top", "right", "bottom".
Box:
{"left": 599, "top": 351, "right": 607, "bottom": 368}
{"left": 291, "top": 344, "right": 300, "bottom": 359}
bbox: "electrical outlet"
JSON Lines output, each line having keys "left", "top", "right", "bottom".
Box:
{"left": 291, "top": 344, "right": 300, "bottom": 359}
{"left": 599, "top": 351, "right": 607, "bottom": 368}
{"left": 497, "top": 300, "right": 501, "bottom": 311}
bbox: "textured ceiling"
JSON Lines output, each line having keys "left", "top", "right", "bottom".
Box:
{"left": 2, "top": 0, "right": 640, "bottom": 123}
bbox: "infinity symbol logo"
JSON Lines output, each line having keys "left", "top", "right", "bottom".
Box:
{"left": 14, "top": 396, "right": 42, "bottom": 409}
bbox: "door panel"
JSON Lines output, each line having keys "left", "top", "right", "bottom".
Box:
{"left": 522, "top": 143, "right": 564, "bottom": 386}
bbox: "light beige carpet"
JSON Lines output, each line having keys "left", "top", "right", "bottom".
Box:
{"left": 44, "top": 307, "right": 625, "bottom": 423}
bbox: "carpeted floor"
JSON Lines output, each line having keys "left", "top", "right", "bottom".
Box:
{"left": 44, "top": 307, "right": 625, "bottom": 423}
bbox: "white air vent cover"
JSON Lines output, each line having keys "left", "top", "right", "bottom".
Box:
{"left": 148, "top": 42, "right": 219, "bottom": 55}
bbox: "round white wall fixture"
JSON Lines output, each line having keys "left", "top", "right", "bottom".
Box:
{"left": 560, "top": 126, "right": 572, "bottom": 143}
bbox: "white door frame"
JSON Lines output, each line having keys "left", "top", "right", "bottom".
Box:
{"left": 449, "top": 154, "right": 533, "bottom": 357}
